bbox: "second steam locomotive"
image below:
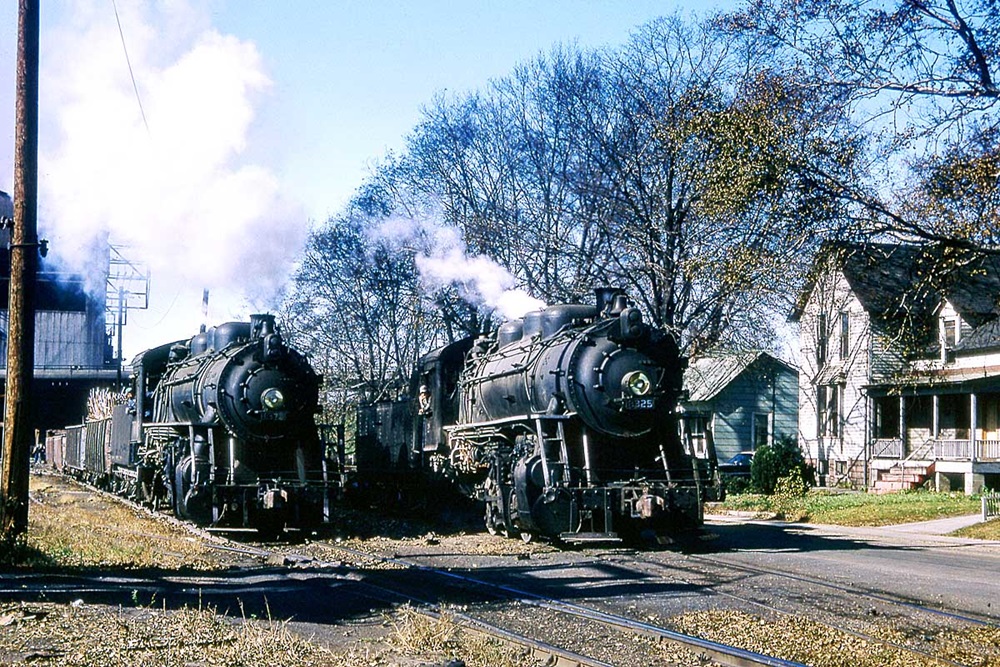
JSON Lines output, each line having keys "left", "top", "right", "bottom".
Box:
{"left": 52, "top": 314, "right": 332, "bottom": 536}
{"left": 357, "top": 288, "right": 719, "bottom": 544}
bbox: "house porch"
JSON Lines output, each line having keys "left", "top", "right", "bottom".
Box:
{"left": 869, "top": 377, "right": 1000, "bottom": 494}
{"left": 869, "top": 386, "right": 1000, "bottom": 494}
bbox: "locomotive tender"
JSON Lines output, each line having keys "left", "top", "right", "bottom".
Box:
{"left": 53, "top": 314, "right": 331, "bottom": 536}
{"left": 357, "top": 288, "right": 719, "bottom": 544}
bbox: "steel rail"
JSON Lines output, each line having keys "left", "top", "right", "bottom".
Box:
{"left": 684, "top": 552, "right": 999, "bottom": 628}
{"left": 621, "top": 554, "right": 970, "bottom": 667}
{"left": 353, "top": 580, "right": 616, "bottom": 667}
{"left": 319, "top": 543, "right": 808, "bottom": 667}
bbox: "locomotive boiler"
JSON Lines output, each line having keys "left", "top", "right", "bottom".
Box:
{"left": 358, "top": 288, "right": 719, "bottom": 544}
{"left": 59, "top": 314, "right": 332, "bottom": 537}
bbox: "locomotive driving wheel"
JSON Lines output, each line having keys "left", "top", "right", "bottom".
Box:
{"left": 482, "top": 476, "right": 510, "bottom": 538}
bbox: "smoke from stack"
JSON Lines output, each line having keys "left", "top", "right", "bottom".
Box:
{"left": 373, "top": 212, "right": 544, "bottom": 320}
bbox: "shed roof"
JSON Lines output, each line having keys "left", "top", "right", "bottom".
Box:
{"left": 955, "top": 318, "right": 1000, "bottom": 353}
{"left": 683, "top": 351, "right": 796, "bottom": 403}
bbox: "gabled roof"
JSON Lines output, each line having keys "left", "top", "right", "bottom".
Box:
{"left": 683, "top": 351, "right": 797, "bottom": 403}
{"left": 790, "top": 241, "right": 1000, "bottom": 329}
{"left": 955, "top": 318, "right": 1000, "bottom": 353}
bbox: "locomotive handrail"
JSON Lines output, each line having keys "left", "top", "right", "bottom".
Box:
{"left": 140, "top": 420, "right": 216, "bottom": 428}
{"left": 444, "top": 413, "right": 573, "bottom": 432}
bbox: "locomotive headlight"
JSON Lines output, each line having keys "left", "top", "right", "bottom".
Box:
{"left": 261, "top": 387, "right": 285, "bottom": 411}
{"left": 622, "top": 370, "right": 652, "bottom": 397}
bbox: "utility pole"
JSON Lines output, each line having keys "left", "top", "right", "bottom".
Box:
{"left": 1, "top": 0, "right": 40, "bottom": 542}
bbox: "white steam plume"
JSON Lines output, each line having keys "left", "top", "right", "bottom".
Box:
{"left": 37, "top": 1, "right": 305, "bottom": 352}
{"left": 374, "top": 214, "right": 544, "bottom": 320}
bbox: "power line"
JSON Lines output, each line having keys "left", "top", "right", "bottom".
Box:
{"left": 111, "top": 0, "right": 149, "bottom": 134}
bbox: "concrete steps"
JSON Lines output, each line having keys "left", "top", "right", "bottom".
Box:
{"left": 873, "top": 463, "right": 934, "bottom": 493}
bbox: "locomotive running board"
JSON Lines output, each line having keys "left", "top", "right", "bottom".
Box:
{"left": 559, "top": 531, "right": 622, "bottom": 544}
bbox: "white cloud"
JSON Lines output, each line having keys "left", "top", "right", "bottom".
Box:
{"left": 34, "top": 0, "right": 306, "bottom": 356}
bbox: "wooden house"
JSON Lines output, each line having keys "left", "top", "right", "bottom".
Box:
{"left": 791, "top": 241, "right": 1000, "bottom": 493}
{"left": 679, "top": 351, "right": 799, "bottom": 464}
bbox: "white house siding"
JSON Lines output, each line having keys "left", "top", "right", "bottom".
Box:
{"left": 797, "top": 265, "right": 872, "bottom": 478}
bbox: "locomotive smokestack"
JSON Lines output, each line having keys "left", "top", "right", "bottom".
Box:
{"left": 200, "top": 289, "right": 210, "bottom": 333}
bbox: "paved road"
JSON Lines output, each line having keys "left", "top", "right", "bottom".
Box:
{"left": 701, "top": 514, "right": 1000, "bottom": 621}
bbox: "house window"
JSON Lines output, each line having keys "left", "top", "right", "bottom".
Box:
{"left": 753, "top": 412, "right": 771, "bottom": 449}
{"left": 839, "top": 311, "right": 850, "bottom": 359}
{"left": 941, "top": 317, "right": 958, "bottom": 347}
{"left": 816, "top": 313, "right": 828, "bottom": 366}
{"left": 684, "top": 414, "right": 709, "bottom": 458}
{"left": 818, "top": 385, "right": 839, "bottom": 437}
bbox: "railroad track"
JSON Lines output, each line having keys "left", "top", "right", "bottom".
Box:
{"left": 282, "top": 535, "right": 1000, "bottom": 667}
{"left": 238, "top": 540, "right": 810, "bottom": 667}
{"left": 614, "top": 552, "right": 991, "bottom": 667}
{"left": 35, "top": 473, "right": 999, "bottom": 665}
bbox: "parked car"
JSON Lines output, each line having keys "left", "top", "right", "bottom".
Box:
{"left": 718, "top": 451, "right": 753, "bottom": 478}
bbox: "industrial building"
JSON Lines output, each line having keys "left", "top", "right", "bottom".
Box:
{"left": 0, "top": 190, "right": 124, "bottom": 438}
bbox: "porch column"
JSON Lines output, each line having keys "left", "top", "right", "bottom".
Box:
{"left": 899, "top": 396, "right": 907, "bottom": 456}
{"left": 971, "top": 392, "right": 978, "bottom": 463}
{"left": 932, "top": 395, "right": 940, "bottom": 438}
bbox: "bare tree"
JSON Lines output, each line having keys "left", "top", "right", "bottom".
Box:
{"left": 287, "top": 12, "right": 865, "bottom": 410}
{"left": 720, "top": 0, "right": 1000, "bottom": 249}
{"left": 281, "top": 195, "right": 443, "bottom": 415}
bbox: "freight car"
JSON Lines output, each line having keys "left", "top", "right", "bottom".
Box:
{"left": 355, "top": 288, "right": 720, "bottom": 544}
{"left": 52, "top": 314, "right": 333, "bottom": 537}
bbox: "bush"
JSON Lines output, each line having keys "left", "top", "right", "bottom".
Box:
{"left": 722, "top": 474, "right": 753, "bottom": 496}
{"left": 750, "top": 435, "right": 814, "bottom": 495}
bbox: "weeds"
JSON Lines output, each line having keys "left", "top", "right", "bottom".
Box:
{"left": 722, "top": 488, "right": 985, "bottom": 529}
{"left": 389, "top": 605, "right": 539, "bottom": 667}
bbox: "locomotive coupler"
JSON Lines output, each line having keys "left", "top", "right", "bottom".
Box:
{"left": 637, "top": 493, "right": 665, "bottom": 519}
{"left": 261, "top": 487, "right": 289, "bottom": 510}
{"left": 621, "top": 486, "right": 666, "bottom": 519}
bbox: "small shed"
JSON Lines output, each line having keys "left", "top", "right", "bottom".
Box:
{"left": 680, "top": 351, "right": 799, "bottom": 463}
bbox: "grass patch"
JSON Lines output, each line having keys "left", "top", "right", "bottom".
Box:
{"left": 1, "top": 474, "right": 225, "bottom": 571}
{"left": 390, "top": 605, "right": 539, "bottom": 667}
{"left": 721, "top": 489, "right": 982, "bottom": 527}
{"left": 952, "top": 517, "right": 1000, "bottom": 540}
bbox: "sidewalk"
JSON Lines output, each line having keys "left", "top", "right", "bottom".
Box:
{"left": 878, "top": 513, "right": 985, "bottom": 535}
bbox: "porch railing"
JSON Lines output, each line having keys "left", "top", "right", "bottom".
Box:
{"left": 932, "top": 439, "right": 971, "bottom": 459}
{"left": 872, "top": 438, "right": 903, "bottom": 458}
{"left": 870, "top": 438, "right": 1000, "bottom": 461}
{"left": 981, "top": 439, "right": 1000, "bottom": 460}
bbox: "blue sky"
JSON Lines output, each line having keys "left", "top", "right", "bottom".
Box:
{"left": 0, "top": 1, "right": 735, "bottom": 358}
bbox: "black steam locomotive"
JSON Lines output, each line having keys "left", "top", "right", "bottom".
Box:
{"left": 52, "top": 315, "right": 332, "bottom": 536}
{"left": 356, "top": 289, "right": 719, "bottom": 544}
